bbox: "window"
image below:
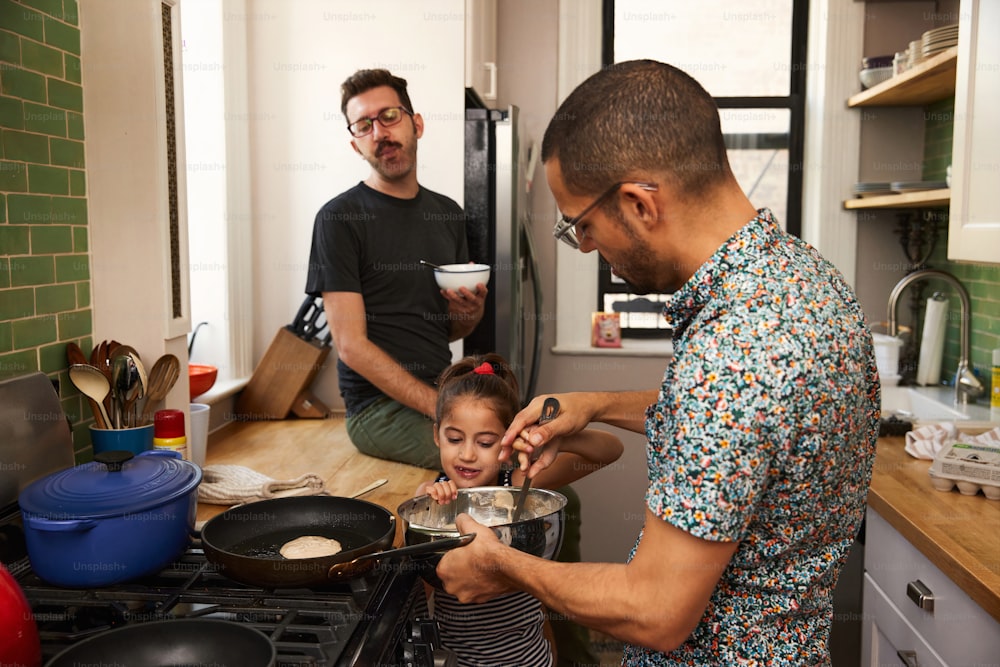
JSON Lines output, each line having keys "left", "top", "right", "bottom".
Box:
{"left": 600, "top": 0, "right": 807, "bottom": 337}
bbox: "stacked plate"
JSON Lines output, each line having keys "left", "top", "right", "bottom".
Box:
{"left": 921, "top": 24, "right": 958, "bottom": 59}
{"left": 890, "top": 181, "right": 949, "bottom": 193}
{"left": 852, "top": 182, "right": 895, "bottom": 198}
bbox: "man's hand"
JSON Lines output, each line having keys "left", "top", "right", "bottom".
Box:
{"left": 436, "top": 513, "right": 515, "bottom": 603}
{"left": 443, "top": 284, "right": 487, "bottom": 340}
{"left": 498, "top": 393, "right": 596, "bottom": 474}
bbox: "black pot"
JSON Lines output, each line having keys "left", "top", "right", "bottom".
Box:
{"left": 18, "top": 449, "right": 202, "bottom": 587}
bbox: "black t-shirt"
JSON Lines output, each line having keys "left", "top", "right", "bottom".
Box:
{"left": 305, "top": 182, "right": 468, "bottom": 415}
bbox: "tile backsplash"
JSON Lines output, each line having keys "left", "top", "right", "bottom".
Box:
{"left": 1, "top": 0, "right": 94, "bottom": 451}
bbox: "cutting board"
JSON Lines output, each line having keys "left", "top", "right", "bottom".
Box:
{"left": 235, "top": 328, "right": 330, "bottom": 420}
{"left": 0, "top": 372, "right": 76, "bottom": 507}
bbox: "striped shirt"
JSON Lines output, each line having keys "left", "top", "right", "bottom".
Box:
{"left": 427, "top": 471, "right": 552, "bottom": 667}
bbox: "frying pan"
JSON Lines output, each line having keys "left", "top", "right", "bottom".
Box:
{"left": 44, "top": 619, "right": 275, "bottom": 667}
{"left": 201, "top": 496, "right": 473, "bottom": 587}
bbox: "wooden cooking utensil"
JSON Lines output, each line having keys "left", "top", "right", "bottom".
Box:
{"left": 67, "top": 342, "right": 109, "bottom": 429}
{"left": 141, "top": 354, "right": 181, "bottom": 425}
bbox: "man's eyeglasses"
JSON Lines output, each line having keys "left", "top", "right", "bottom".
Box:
{"left": 347, "top": 106, "right": 413, "bottom": 138}
{"left": 553, "top": 181, "right": 658, "bottom": 249}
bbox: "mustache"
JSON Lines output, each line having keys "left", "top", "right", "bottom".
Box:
{"left": 375, "top": 140, "right": 402, "bottom": 157}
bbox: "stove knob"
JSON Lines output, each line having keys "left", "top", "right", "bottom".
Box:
{"left": 432, "top": 648, "right": 458, "bottom": 667}
{"left": 412, "top": 617, "right": 442, "bottom": 646}
{"left": 401, "top": 641, "right": 433, "bottom": 667}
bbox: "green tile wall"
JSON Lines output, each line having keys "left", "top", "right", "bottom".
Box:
{"left": 922, "top": 98, "right": 1000, "bottom": 392}
{"left": 1, "top": 0, "right": 93, "bottom": 453}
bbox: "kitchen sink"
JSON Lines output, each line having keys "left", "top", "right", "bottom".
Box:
{"left": 880, "top": 384, "right": 997, "bottom": 427}
{"left": 881, "top": 386, "right": 970, "bottom": 421}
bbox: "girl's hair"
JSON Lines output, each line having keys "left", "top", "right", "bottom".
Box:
{"left": 436, "top": 353, "right": 520, "bottom": 426}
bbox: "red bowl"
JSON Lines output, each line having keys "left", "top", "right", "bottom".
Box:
{"left": 189, "top": 364, "right": 218, "bottom": 400}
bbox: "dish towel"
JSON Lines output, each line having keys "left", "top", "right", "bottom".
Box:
{"left": 905, "top": 423, "right": 1000, "bottom": 459}
{"left": 198, "top": 464, "right": 326, "bottom": 505}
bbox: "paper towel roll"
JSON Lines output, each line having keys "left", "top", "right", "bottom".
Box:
{"left": 917, "top": 292, "right": 948, "bottom": 386}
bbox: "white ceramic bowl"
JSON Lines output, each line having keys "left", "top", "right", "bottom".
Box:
{"left": 859, "top": 66, "right": 893, "bottom": 90}
{"left": 433, "top": 263, "right": 490, "bottom": 291}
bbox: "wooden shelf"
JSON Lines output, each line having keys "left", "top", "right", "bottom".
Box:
{"left": 848, "top": 47, "right": 957, "bottom": 107}
{"left": 843, "top": 188, "right": 950, "bottom": 210}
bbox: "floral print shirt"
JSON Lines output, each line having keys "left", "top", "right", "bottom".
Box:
{"left": 623, "top": 209, "right": 880, "bottom": 666}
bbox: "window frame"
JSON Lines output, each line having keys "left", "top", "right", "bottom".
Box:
{"left": 598, "top": 0, "right": 809, "bottom": 338}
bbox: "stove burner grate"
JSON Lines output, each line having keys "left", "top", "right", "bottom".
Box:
{"left": 17, "top": 544, "right": 390, "bottom": 666}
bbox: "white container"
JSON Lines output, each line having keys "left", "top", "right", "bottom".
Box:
{"left": 432, "top": 263, "right": 490, "bottom": 291}
{"left": 873, "top": 333, "right": 903, "bottom": 383}
{"left": 189, "top": 403, "right": 211, "bottom": 467}
{"left": 928, "top": 440, "right": 1000, "bottom": 500}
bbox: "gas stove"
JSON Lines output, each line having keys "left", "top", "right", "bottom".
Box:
{"left": 1, "top": 503, "right": 452, "bottom": 666}
{"left": 0, "top": 372, "right": 454, "bottom": 667}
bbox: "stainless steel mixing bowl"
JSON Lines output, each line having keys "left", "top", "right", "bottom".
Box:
{"left": 396, "top": 486, "right": 567, "bottom": 587}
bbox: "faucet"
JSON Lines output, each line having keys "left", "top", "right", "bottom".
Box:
{"left": 886, "top": 269, "right": 984, "bottom": 405}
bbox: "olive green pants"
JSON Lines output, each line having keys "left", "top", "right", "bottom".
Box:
{"left": 345, "top": 397, "right": 440, "bottom": 470}
{"left": 346, "top": 397, "right": 598, "bottom": 664}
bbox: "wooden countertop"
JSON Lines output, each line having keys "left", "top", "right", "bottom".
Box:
{"left": 196, "top": 418, "right": 437, "bottom": 545}
{"left": 195, "top": 421, "right": 1000, "bottom": 623}
{"left": 868, "top": 437, "right": 1000, "bottom": 623}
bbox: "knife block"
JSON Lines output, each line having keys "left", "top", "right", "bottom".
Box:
{"left": 236, "top": 328, "right": 331, "bottom": 420}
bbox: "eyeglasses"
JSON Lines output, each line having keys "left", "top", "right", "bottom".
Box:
{"left": 553, "top": 181, "right": 658, "bottom": 249}
{"left": 347, "top": 106, "right": 413, "bottom": 137}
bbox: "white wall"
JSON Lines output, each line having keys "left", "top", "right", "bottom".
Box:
{"left": 243, "top": 0, "right": 466, "bottom": 410}
{"left": 181, "top": 0, "right": 232, "bottom": 373}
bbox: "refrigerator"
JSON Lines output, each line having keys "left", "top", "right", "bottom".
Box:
{"left": 462, "top": 92, "right": 541, "bottom": 402}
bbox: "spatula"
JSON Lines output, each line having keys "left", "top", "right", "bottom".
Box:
{"left": 511, "top": 397, "right": 560, "bottom": 522}
{"left": 141, "top": 354, "right": 181, "bottom": 425}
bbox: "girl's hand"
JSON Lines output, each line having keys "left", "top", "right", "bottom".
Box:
{"left": 511, "top": 428, "right": 559, "bottom": 477}
{"left": 426, "top": 480, "right": 460, "bottom": 504}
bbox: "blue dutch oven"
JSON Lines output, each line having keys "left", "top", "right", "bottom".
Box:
{"left": 18, "top": 449, "right": 202, "bottom": 587}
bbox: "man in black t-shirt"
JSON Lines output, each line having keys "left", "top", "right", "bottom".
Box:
{"left": 305, "top": 69, "right": 486, "bottom": 469}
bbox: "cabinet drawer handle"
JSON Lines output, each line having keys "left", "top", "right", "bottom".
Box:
{"left": 897, "top": 649, "right": 919, "bottom": 667}
{"left": 906, "top": 580, "right": 935, "bottom": 612}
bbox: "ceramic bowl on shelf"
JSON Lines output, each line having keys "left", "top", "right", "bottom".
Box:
{"left": 862, "top": 54, "right": 894, "bottom": 69}
{"left": 859, "top": 66, "right": 893, "bottom": 90}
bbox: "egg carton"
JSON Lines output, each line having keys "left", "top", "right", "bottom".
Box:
{"left": 928, "top": 441, "right": 1000, "bottom": 500}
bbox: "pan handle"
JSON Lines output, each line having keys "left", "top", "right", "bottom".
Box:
{"left": 336, "top": 533, "right": 475, "bottom": 571}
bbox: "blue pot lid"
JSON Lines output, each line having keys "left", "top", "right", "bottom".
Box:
{"left": 18, "top": 450, "right": 202, "bottom": 519}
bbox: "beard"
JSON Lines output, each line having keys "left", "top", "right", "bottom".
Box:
{"left": 365, "top": 138, "right": 416, "bottom": 181}
{"left": 603, "top": 210, "right": 666, "bottom": 295}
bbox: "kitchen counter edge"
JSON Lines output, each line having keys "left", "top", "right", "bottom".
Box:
{"left": 867, "top": 436, "right": 1000, "bottom": 624}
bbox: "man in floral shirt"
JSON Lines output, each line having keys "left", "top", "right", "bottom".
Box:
{"left": 437, "top": 59, "right": 880, "bottom": 666}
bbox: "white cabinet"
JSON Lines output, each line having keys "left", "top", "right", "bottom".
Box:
{"left": 862, "top": 508, "right": 1000, "bottom": 666}
{"left": 947, "top": 0, "right": 1000, "bottom": 263}
{"left": 465, "top": 0, "right": 497, "bottom": 100}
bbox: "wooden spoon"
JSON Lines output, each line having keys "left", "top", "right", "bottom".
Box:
{"left": 141, "top": 354, "right": 181, "bottom": 425}
{"left": 67, "top": 342, "right": 109, "bottom": 429}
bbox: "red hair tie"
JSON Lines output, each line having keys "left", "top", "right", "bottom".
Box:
{"left": 473, "top": 361, "right": 495, "bottom": 375}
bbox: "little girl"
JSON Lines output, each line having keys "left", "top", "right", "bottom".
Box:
{"left": 414, "top": 353, "right": 623, "bottom": 667}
